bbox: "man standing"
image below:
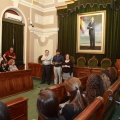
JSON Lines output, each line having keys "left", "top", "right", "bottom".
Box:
{"left": 87, "top": 17, "right": 95, "bottom": 49}
{"left": 52, "top": 49, "right": 64, "bottom": 84}
{"left": 3, "top": 47, "right": 16, "bottom": 62}
{"left": 40, "top": 50, "right": 52, "bottom": 85}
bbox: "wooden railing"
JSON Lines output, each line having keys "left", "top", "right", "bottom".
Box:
{"left": 74, "top": 96, "right": 104, "bottom": 120}
{"left": 0, "top": 70, "right": 33, "bottom": 99}
{"left": 28, "top": 63, "right": 102, "bottom": 78}
{"left": 6, "top": 97, "right": 28, "bottom": 120}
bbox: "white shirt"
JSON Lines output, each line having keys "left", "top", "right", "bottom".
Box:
{"left": 41, "top": 54, "right": 52, "bottom": 65}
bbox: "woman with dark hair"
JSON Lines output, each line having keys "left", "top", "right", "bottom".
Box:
{"left": 0, "top": 101, "right": 12, "bottom": 120}
{"left": 62, "top": 54, "right": 73, "bottom": 81}
{"left": 60, "top": 77, "right": 86, "bottom": 120}
{"left": 100, "top": 69, "right": 111, "bottom": 91}
{"left": 86, "top": 74, "right": 105, "bottom": 104}
{"left": 37, "top": 89, "right": 65, "bottom": 120}
{"left": 0, "top": 60, "right": 8, "bottom": 72}
{"left": 107, "top": 67, "right": 118, "bottom": 84}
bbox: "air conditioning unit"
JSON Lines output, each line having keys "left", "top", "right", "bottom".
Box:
{"left": 5, "top": 12, "right": 22, "bottom": 22}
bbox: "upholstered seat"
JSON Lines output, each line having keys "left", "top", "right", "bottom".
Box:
{"left": 38, "top": 55, "right": 43, "bottom": 64}
{"left": 77, "top": 56, "right": 86, "bottom": 67}
{"left": 101, "top": 58, "right": 112, "bottom": 69}
{"left": 88, "top": 57, "right": 98, "bottom": 68}
{"left": 70, "top": 56, "right": 75, "bottom": 64}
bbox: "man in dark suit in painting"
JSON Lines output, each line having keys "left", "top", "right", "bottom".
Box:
{"left": 87, "top": 17, "right": 95, "bottom": 49}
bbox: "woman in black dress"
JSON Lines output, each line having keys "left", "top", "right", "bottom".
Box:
{"left": 62, "top": 54, "right": 73, "bottom": 81}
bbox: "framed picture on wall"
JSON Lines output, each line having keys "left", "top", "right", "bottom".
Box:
{"left": 76, "top": 10, "right": 106, "bottom": 54}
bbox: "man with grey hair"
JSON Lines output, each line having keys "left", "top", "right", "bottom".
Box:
{"left": 40, "top": 50, "right": 52, "bottom": 85}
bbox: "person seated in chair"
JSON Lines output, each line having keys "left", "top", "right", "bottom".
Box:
{"left": 107, "top": 67, "right": 118, "bottom": 84}
{"left": 86, "top": 74, "right": 105, "bottom": 104}
{"left": 8, "top": 59, "right": 18, "bottom": 71}
{"left": 37, "top": 89, "right": 65, "bottom": 120}
{"left": 0, "top": 60, "right": 9, "bottom": 72}
{"left": 60, "top": 77, "right": 86, "bottom": 120}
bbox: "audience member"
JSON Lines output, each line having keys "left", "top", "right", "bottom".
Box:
{"left": 0, "top": 60, "right": 9, "bottom": 72}
{"left": 52, "top": 49, "right": 64, "bottom": 84}
{"left": 40, "top": 50, "right": 52, "bottom": 85}
{"left": 37, "top": 89, "right": 65, "bottom": 120}
{"left": 100, "top": 69, "right": 111, "bottom": 91}
{"left": 62, "top": 54, "right": 73, "bottom": 81}
{"left": 60, "top": 77, "right": 86, "bottom": 120}
{"left": 107, "top": 67, "right": 118, "bottom": 84}
{"left": 3, "top": 47, "right": 16, "bottom": 62}
{"left": 86, "top": 74, "right": 105, "bottom": 104}
{"left": 8, "top": 59, "right": 18, "bottom": 71}
{"left": 0, "top": 101, "right": 12, "bottom": 120}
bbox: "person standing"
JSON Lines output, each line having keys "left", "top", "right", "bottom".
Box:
{"left": 52, "top": 49, "right": 64, "bottom": 84}
{"left": 87, "top": 17, "right": 95, "bottom": 49}
{"left": 3, "top": 47, "right": 16, "bottom": 62}
{"left": 62, "top": 54, "right": 73, "bottom": 81}
{"left": 40, "top": 50, "right": 52, "bottom": 85}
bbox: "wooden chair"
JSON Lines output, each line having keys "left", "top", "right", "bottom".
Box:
{"left": 48, "top": 82, "right": 68, "bottom": 103}
{"left": 74, "top": 96, "right": 104, "bottom": 120}
{"left": 101, "top": 58, "right": 112, "bottom": 69}
{"left": 115, "top": 59, "right": 120, "bottom": 77}
{"left": 88, "top": 56, "right": 98, "bottom": 68}
{"left": 77, "top": 56, "right": 86, "bottom": 67}
{"left": 70, "top": 56, "right": 75, "bottom": 64}
{"left": 38, "top": 55, "right": 43, "bottom": 64}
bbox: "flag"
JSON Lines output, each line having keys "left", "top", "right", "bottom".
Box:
{"left": 80, "top": 17, "right": 85, "bottom": 34}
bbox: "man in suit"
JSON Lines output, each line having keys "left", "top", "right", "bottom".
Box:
{"left": 87, "top": 17, "right": 95, "bottom": 49}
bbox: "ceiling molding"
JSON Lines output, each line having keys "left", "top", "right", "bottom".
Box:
{"left": 65, "top": 0, "right": 74, "bottom": 4}
{"left": 29, "top": 26, "right": 59, "bottom": 35}
{"left": 56, "top": 0, "right": 77, "bottom": 10}
{"left": 19, "top": 0, "right": 56, "bottom": 12}
{"left": 29, "top": 26, "right": 59, "bottom": 42}
{"left": 33, "top": 0, "right": 54, "bottom": 6}
{"left": 56, "top": 5, "right": 67, "bottom": 10}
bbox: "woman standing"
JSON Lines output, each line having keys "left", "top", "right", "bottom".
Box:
{"left": 62, "top": 54, "right": 73, "bottom": 81}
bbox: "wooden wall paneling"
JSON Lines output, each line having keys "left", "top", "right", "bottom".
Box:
{"left": 73, "top": 67, "right": 91, "bottom": 77}
{"left": 0, "top": 70, "right": 33, "bottom": 99}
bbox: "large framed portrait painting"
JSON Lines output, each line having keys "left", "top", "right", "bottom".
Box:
{"left": 76, "top": 10, "right": 106, "bottom": 54}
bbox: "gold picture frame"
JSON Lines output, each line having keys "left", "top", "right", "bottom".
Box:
{"left": 76, "top": 10, "right": 106, "bottom": 54}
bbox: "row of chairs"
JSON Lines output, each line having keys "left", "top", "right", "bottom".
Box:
{"left": 70, "top": 56, "right": 112, "bottom": 69}
{"left": 38, "top": 55, "right": 112, "bottom": 69}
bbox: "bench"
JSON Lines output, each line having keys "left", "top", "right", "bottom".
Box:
{"left": 74, "top": 79, "right": 120, "bottom": 120}
{"left": 74, "top": 96, "right": 104, "bottom": 120}
{"left": 100, "top": 79, "right": 120, "bottom": 120}
{"left": 5, "top": 97, "right": 28, "bottom": 120}
{"left": 0, "top": 70, "right": 33, "bottom": 99}
{"left": 49, "top": 76, "right": 88, "bottom": 103}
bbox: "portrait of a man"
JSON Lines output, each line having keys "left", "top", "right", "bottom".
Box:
{"left": 87, "top": 17, "right": 95, "bottom": 49}
{"left": 76, "top": 11, "right": 106, "bottom": 54}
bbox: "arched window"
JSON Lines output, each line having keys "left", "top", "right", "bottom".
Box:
{"left": 2, "top": 10, "right": 24, "bottom": 66}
